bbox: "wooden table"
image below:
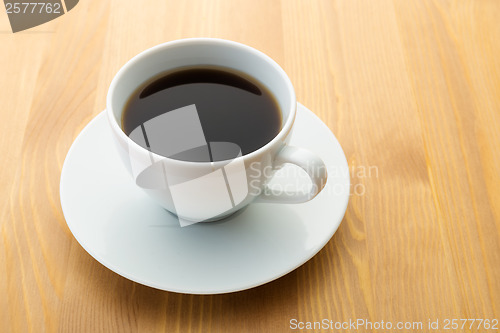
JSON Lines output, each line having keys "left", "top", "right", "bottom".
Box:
{"left": 1, "top": 1, "right": 499, "bottom": 332}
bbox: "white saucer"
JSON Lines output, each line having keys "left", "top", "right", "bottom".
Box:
{"left": 60, "top": 103, "right": 350, "bottom": 294}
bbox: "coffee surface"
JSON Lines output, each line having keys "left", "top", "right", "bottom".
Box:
{"left": 122, "top": 66, "right": 282, "bottom": 161}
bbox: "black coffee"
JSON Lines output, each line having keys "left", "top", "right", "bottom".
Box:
{"left": 122, "top": 66, "right": 282, "bottom": 162}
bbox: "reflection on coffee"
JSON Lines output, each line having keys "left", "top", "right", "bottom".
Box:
{"left": 122, "top": 66, "right": 282, "bottom": 162}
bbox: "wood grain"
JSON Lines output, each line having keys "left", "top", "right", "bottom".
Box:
{"left": 1, "top": 0, "right": 499, "bottom": 332}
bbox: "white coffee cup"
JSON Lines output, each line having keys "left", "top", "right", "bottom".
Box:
{"left": 106, "top": 38, "right": 327, "bottom": 225}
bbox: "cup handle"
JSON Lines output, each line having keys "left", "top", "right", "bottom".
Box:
{"left": 255, "top": 145, "right": 327, "bottom": 203}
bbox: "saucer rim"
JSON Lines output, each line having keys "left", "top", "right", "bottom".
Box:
{"left": 60, "top": 102, "right": 350, "bottom": 294}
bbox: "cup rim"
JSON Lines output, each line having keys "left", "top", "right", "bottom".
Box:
{"left": 106, "top": 37, "right": 296, "bottom": 166}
